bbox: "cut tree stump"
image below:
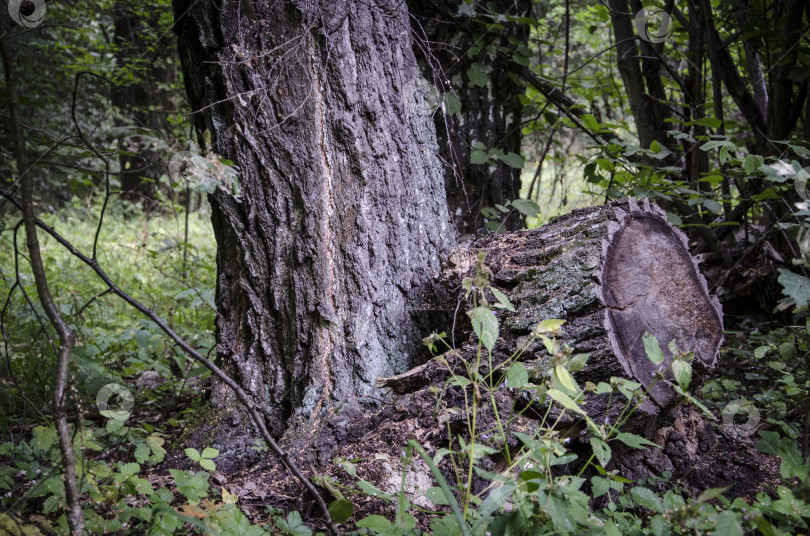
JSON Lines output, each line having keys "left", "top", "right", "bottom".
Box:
{"left": 383, "top": 198, "right": 724, "bottom": 420}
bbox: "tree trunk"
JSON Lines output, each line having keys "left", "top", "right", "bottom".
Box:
{"left": 173, "top": 0, "right": 454, "bottom": 452}
{"left": 112, "top": 0, "right": 177, "bottom": 203}
{"left": 385, "top": 199, "right": 724, "bottom": 421}
{"left": 408, "top": 0, "right": 531, "bottom": 235}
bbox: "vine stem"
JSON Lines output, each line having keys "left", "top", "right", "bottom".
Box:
{"left": 0, "top": 18, "right": 83, "bottom": 536}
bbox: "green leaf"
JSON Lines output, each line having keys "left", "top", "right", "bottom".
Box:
{"left": 535, "top": 318, "right": 565, "bottom": 334}
{"left": 591, "top": 476, "right": 610, "bottom": 497}
{"left": 328, "top": 498, "right": 354, "bottom": 524}
{"left": 442, "top": 92, "right": 462, "bottom": 115}
{"left": 696, "top": 486, "right": 729, "bottom": 502}
{"left": 778, "top": 269, "right": 810, "bottom": 310}
{"left": 672, "top": 360, "right": 692, "bottom": 390}
{"left": 357, "top": 515, "right": 394, "bottom": 532}
{"left": 511, "top": 198, "right": 540, "bottom": 217}
{"left": 554, "top": 364, "right": 579, "bottom": 396}
{"left": 467, "top": 62, "right": 488, "bottom": 87}
{"left": 547, "top": 388, "right": 586, "bottom": 415}
{"left": 703, "top": 199, "right": 722, "bottom": 215}
{"left": 744, "top": 154, "right": 764, "bottom": 173}
{"left": 500, "top": 152, "right": 524, "bottom": 169}
{"left": 199, "top": 459, "right": 216, "bottom": 472}
{"left": 615, "top": 432, "right": 660, "bottom": 450}
{"left": 506, "top": 362, "right": 528, "bottom": 388}
{"left": 470, "top": 149, "right": 490, "bottom": 164}
{"left": 409, "top": 441, "right": 471, "bottom": 536}
{"left": 754, "top": 345, "right": 770, "bottom": 358}
{"left": 276, "top": 511, "right": 312, "bottom": 536}
{"left": 423, "top": 486, "right": 451, "bottom": 505}
{"left": 184, "top": 448, "right": 201, "bottom": 461}
{"left": 642, "top": 332, "right": 665, "bottom": 365}
{"left": 512, "top": 51, "right": 530, "bottom": 66}
{"left": 666, "top": 211, "right": 682, "bottom": 225}
{"left": 201, "top": 447, "right": 218, "bottom": 459}
{"left": 756, "top": 430, "right": 781, "bottom": 455}
{"left": 700, "top": 140, "right": 735, "bottom": 151}
{"left": 490, "top": 287, "right": 515, "bottom": 311}
{"left": 32, "top": 425, "right": 56, "bottom": 452}
{"left": 120, "top": 462, "right": 140, "bottom": 476}
{"left": 357, "top": 480, "right": 393, "bottom": 500}
{"left": 134, "top": 443, "right": 150, "bottom": 464}
{"left": 695, "top": 117, "right": 723, "bottom": 129}
{"left": 591, "top": 438, "right": 611, "bottom": 466}
{"left": 467, "top": 307, "right": 499, "bottom": 351}
{"left": 713, "top": 510, "right": 743, "bottom": 536}
{"left": 631, "top": 486, "right": 663, "bottom": 513}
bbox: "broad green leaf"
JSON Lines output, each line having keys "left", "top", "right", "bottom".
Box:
{"left": 744, "top": 154, "right": 764, "bottom": 173}
{"left": 500, "top": 152, "right": 524, "bottom": 169}
{"left": 672, "top": 360, "right": 691, "bottom": 390}
{"left": 700, "top": 140, "right": 735, "bottom": 151}
{"left": 631, "top": 486, "right": 663, "bottom": 512}
{"left": 591, "top": 438, "right": 611, "bottom": 466}
{"left": 703, "top": 199, "right": 722, "bottom": 215}
{"left": 713, "top": 510, "right": 743, "bottom": 536}
{"left": 357, "top": 480, "right": 393, "bottom": 500}
{"left": 199, "top": 459, "right": 216, "bottom": 471}
{"left": 201, "top": 447, "right": 218, "bottom": 459}
{"left": 120, "top": 462, "right": 140, "bottom": 476}
{"left": 32, "top": 425, "right": 56, "bottom": 452}
{"left": 554, "top": 364, "right": 579, "bottom": 396}
{"left": 467, "top": 62, "right": 488, "bottom": 87}
{"left": 470, "top": 149, "right": 490, "bottom": 164}
{"left": 328, "top": 498, "right": 354, "bottom": 524}
{"left": 591, "top": 476, "right": 610, "bottom": 497}
{"left": 547, "top": 388, "right": 586, "bottom": 415}
{"left": 507, "top": 362, "right": 528, "bottom": 388}
{"left": 778, "top": 269, "right": 810, "bottom": 310}
{"left": 442, "top": 92, "right": 462, "bottom": 115}
{"left": 185, "top": 448, "right": 201, "bottom": 461}
{"left": 467, "top": 307, "right": 499, "bottom": 351}
{"left": 695, "top": 117, "right": 723, "bottom": 128}
{"left": 423, "top": 486, "right": 451, "bottom": 505}
{"left": 511, "top": 198, "right": 540, "bottom": 217}
{"left": 754, "top": 345, "right": 770, "bottom": 358}
{"left": 642, "top": 332, "right": 664, "bottom": 365}
{"left": 535, "top": 318, "right": 565, "bottom": 334}
{"left": 357, "top": 514, "right": 395, "bottom": 534}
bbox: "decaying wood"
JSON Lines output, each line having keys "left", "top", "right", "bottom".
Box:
{"left": 384, "top": 198, "right": 723, "bottom": 421}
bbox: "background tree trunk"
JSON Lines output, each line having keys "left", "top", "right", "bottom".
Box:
{"left": 112, "top": 0, "right": 178, "bottom": 203}
{"left": 408, "top": 0, "right": 531, "bottom": 235}
{"left": 173, "top": 1, "right": 454, "bottom": 450}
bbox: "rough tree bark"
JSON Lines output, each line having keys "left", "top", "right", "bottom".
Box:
{"left": 173, "top": 0, "right": 454, "bottom": 456}
{"left": 408, "top": 0, "right": 531, "bottom": 234}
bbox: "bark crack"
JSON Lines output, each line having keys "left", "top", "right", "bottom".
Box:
{"left": 310, "top": 34, "right": 335, "bottom": 419}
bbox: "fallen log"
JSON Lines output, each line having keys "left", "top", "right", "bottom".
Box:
{"left": 383, "top": 198, "right": 724, "bottom": 420}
